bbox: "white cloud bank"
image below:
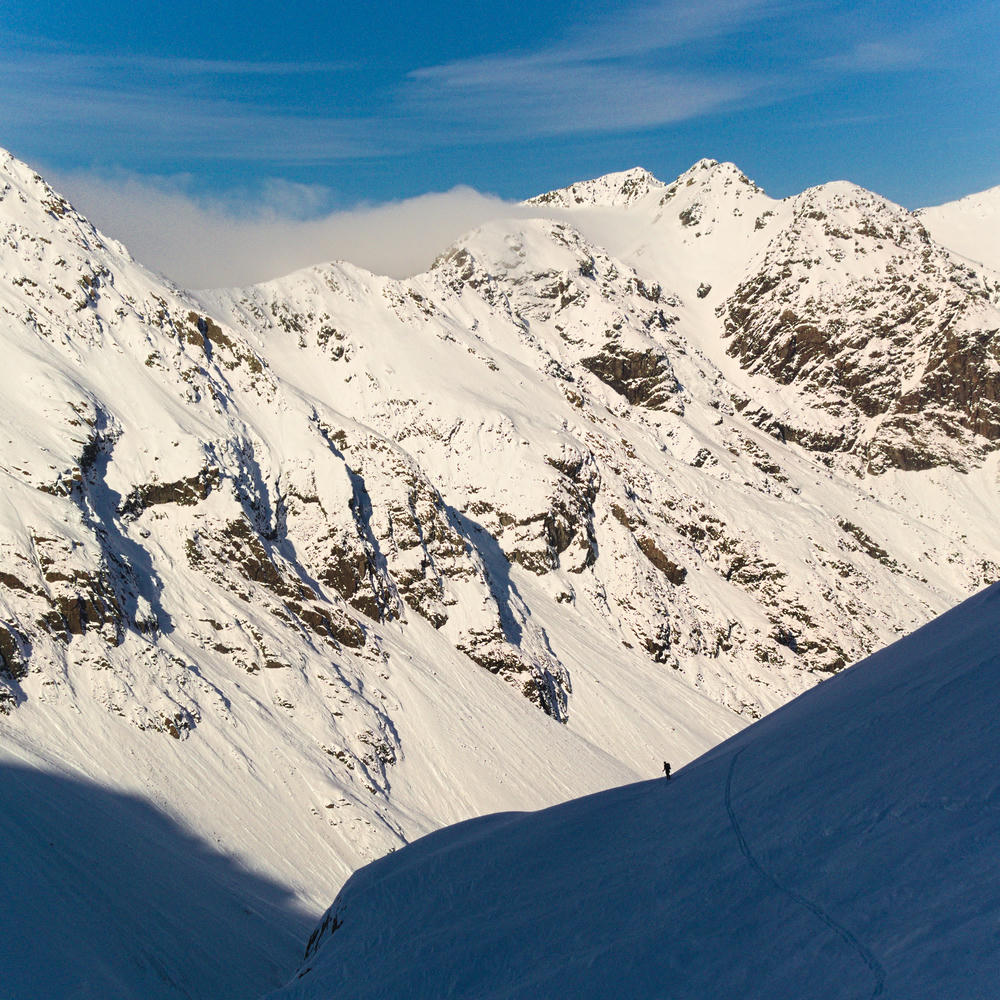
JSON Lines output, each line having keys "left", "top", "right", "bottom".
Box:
{"left": 49, "top": 171, "right": 533, "bottom": 288}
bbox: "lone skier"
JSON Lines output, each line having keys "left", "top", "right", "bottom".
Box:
{"left": 663, "top": 761, "right": 671, "bottom": 780}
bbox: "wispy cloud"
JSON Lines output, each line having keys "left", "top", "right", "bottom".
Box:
{"left": 405, "top": 0, "right": 789, "bottom": 139}
{"left": 818, "top": 40, "right": 923, "bottom": 74}
{"left": 556, "top": 0, "right": 793, "bottom": 61}
{"left": 46, "top": 168, "right": 534, "bottom": 287}
{"left": 0, "top": 0, "right": 944, "bottom": 168}
{"left": 4, "top": 42, "right": 350, "bottom": 77}
{"left": 1, "top": 1, "right": 800, "bottom": 166}
{"left": 90, "top": 55, "right": 350, "bottom": 77}
{"left": 0, "top": 47, "right": 379, "bottom": 165}
{"left": 407, "top": 60, "right": 749, "bottom": 138}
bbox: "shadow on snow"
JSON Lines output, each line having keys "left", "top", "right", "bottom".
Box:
{"left": 0, "top": 762, "right": 313, "bottom": 1000}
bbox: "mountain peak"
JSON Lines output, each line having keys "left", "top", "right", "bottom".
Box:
{"left": 667, "top": 158, "right": 765, "bottom": 196}
{"left": 0, "top": 145, "right": 134, "bottom": 266}
{"left": 526, "top": 166, "right": 664, "bottom": 209}
{"left": 1, "top": 146, "right": 75, "bottom": 216}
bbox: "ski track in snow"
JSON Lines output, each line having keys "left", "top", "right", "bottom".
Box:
{"left": 724, "top": 746, "right": 887, "bottom": 998}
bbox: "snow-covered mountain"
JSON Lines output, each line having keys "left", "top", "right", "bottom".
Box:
{"left": 0, "top": 146, "right": 998, "bottom": 996}
{"left": 917, "top": 183, "right": 1000, "bottom": 273}
{"left": 534, "top": 160, "right": 1000, "bottom": 473}
{"left": 272, "top": 582, "right": 1000, "bottom": 1000}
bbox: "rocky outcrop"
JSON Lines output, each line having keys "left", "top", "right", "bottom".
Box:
{"left": 580, "top": 346, "right": 679, "bottom": 409}
{"left": 719, "top": 184, "right": 1000, "bottom": 471}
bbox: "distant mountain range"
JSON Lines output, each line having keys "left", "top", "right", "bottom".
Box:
{"left": 0, "top": 146, "right": 998, "bottom": 997}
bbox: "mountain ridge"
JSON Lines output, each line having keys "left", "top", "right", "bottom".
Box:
{"left": 1, "top": 144, "right": 999, "bottom": 996}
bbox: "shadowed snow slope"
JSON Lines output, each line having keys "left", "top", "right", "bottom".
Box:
{"left": 274, "top": 582, "right": 1000, "bottom": 1000}
{"left": 0, "top": 764, "right": 313, "bottom": 1000}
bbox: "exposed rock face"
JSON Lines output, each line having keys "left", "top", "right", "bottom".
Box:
{"left": 718, "top": 183, "right": 1000, "bottom": 471}
{"left": 579, "top": 346, "right": 679, "bottom": 409}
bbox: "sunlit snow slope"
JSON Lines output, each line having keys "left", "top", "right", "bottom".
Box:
{"left": 276, "top": 582, "right": 1000, "bottom": 1000}
{"left": 917, "top": 184, "right": 1000, "bottom": 272}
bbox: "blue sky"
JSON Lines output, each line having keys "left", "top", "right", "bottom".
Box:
{"left": 2, "top": 0, "right": 997, "bottom": 283}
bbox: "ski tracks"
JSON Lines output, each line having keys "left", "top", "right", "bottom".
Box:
{"left": 725, "top": 747, "right": 887, "bottom": 998}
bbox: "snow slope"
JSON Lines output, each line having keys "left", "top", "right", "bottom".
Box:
{"left": 0, "top": 759, "right": 312, "bottom": 1000}
{"left": 276, "top": 582, "right": 1000, "bottom": 1000}
{"left": 917, "top": 184, "right": 1000, "bottom": 272}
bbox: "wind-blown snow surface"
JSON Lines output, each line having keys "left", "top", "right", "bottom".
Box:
{"left": 275, "top": 583, "right": 1000, "bottom": 1000}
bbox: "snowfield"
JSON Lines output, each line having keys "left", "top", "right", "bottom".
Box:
{"left": 275, "top": 583, "right": 1000, "bottom": 1000}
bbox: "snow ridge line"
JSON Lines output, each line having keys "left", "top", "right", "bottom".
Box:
{"left": 724, "top": 748, "right": 887, "bottom": 997}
